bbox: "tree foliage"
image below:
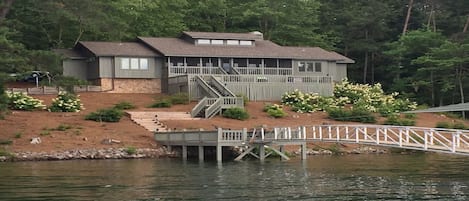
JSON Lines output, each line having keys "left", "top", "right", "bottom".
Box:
{"left": 0, "top": 0, "right": 468, "bottom": 108}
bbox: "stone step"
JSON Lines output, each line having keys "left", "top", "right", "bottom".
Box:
{"left": 127, "top": 111, "right": 199, "bottom": 132}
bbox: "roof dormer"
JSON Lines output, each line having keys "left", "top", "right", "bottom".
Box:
{"left": 181, "top": 31, "right": 263, "bottom": 47}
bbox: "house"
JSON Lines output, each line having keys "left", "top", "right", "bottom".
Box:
{"left": 57, "top": 31, "right": 354, "bottom": 117}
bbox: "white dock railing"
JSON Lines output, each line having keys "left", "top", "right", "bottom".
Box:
{"left": 309, "top": 125, "right": 469, "bottom": 155}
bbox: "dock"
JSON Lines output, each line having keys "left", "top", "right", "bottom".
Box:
{"left": 155, "top": 125, "right": 469, "bottom": 162}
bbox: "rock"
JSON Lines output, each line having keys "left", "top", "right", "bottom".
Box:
{"left": 30, "top": 137, "right": 42, "bottom": 144}
{"left": 0, "top": 156, "right": 7, "bottom": 161}
{"left": 351, "top": 150, "right": 361, "bottom": 154}
{"left": 101, "top": 138, "right": 121, "bottom": 145}
{"left": 83, "top": 137, "right": 88, "bottom": 141}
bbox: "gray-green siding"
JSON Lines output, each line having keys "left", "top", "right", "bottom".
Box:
{"left": 63, "top": 59, "right": 87, "bottom": 80}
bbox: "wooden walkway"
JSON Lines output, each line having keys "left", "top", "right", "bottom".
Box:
{"left": 154, "top": 125, "right": 469, "bottom": 162}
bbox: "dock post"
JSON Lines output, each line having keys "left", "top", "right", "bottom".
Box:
{"left": 301, "top": 143, "right": 307, "bottom": 160}
{"left": 279, "top": 145, "right": 285, "bottom": 161}
{"left": 182, "top": 145, "right": 187, "bottom": 160}
{"left": 166, "top": 145, "right": 172, "bottom": 152}
{"left": 216, "top": 145, "right": 222, "bottom": 162}
{"left": 198, "top": 146, "right": 204, "bottom": 161}
{"left": 259, "top": 144, "right": 266, "bottom": 161}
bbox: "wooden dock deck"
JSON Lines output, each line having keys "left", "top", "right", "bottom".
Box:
{"left": 155, "top": 125, "right": 469, "bottom": 162}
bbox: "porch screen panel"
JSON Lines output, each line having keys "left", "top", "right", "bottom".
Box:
{"left": 233, "top": 58, "right": 247, "bottom": 67}
{"left": 279, "top": 59, "right": 292, "bottom": 68}
{"left": 264, "top": 59, "right": 277, "bottom": 68}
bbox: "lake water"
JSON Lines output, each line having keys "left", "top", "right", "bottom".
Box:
{"left": 0, "top": 153, "right": 468, "bottom": 200}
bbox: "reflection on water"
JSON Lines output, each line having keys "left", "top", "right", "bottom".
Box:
{"left": 0, "top": 153, "right": 468, "bottom": 200}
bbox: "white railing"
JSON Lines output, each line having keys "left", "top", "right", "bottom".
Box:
{"left": 309, "top": 125, "right": 469, "bottom": 154}
{"left": 217, "top": 75, "right": 332, "bottom": 84}
{"left": 218, "top": 128, "right": 247, "bottom": 142}
{"left": 233, "top": 67, "right": 293, "bottom": 75}
{"left": 170, "top": 66, "right": 225, "bottom": 75}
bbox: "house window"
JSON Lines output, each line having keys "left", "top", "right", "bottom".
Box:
{"left": 227, "top": 40, "right": 239, "bottom": 45}
{"left": 120, "top": 58, "right": 149, "bottom": 70}
{"left": 240, "top": 40, "right": 253, "bottom": 46}
{"left": 298, "top": 62, "right": 306, "bottom": 72}
{"left": 198, "top": 39, "right": 210, "bottom": 45}
{"left": 130, "top": 58, "right": 139, "bottom": 69}
{"left": 121, "top": 58, "right": 130, "bottom": 69}
{"left": 211, "top": 40, "right": 223, "bottom": 45}
{"left": 299, "top": 61, "right": 322, "bottom": 72}
{"left": 140, "top": 58, "right": 148, "bottom": 70}
{"left": 314, "top": 62, "right": 322, "bottom": 72}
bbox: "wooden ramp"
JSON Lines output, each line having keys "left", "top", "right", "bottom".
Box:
{"left": 127, "top": 111, "right": 199, "bottom": 132}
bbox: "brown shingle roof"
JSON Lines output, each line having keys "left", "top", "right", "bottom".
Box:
{"left": 138, "top": 37, "right": 354, "bottom": 62}
{"left": 78, "top": 41, "right": 160, "bottom": 57}
{"left": 182, "top": 31, "right": 263, "bottom": 40}
{"left": 53, "top": 49, "right": 86, "bottom": 59}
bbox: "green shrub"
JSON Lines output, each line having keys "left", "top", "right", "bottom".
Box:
{"left": 6, "top": 91, "right": 45, "bottom": 111}
{"left": 350, "top": 108, "right": 376, "bottom": 123}
{"left": 436, "top": 121, "right": 451, "bottom": 129}
{"left": 404, "top": 113, "right": 417, "bottom": 119}
{"left": 267, "top": 108, "right": 287, "bottom": 118}
{"left": 149, "top": 99, "right": 172, "bottom": 108}
{"left": 125, "top": 146, "right": 137, "bottom": 155}
{"left": 170, "top": 93, "right": 189, "bottom": 104}
{"left": 237, "top": 94, "right": 249, "bottom": 106}
{"left": 113, "top": 101, "right": 136, "bottom": 110}
{"left": 49, "top": 91, "right": 83, "bottom": 112}
{"left": 0, "top": 139, "right": 12, "bottom": 145}
{"left": 222, "top": 107, "right": 249, "bottom": 120}
{"left": 327, "top": 108, "right": 376, "bottom": 123}
{"left": 56, "top": 124, "right": 72, "bottom": 131}
{"left": 453, "top": 122, "right": 467, "bottom": 130}
{"left": 85, "top": 108, "right": 123, "bottom": 122}
{"left": 40, "top": 131, "right": 50, "bottom": 136}
{"left": 14, "top": 132, "right": 22, "bottom": 138}
{"left": 0, "top": 148, "right": 13, "bottom": 157}
{"left": 384, "top": 114, "right": 415, "bottom": 126}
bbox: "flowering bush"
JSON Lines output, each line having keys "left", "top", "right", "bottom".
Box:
{"left": 6, "top": 91, "right": 45, "bottom": 111}
{"left": 334, "top": 79, "right": 417, "bottom": 113}
{"left": 49, "top": 91, "right": 83, "bottom": 112}
{"left": 281, "top": 89, "right": 342, "bottom": 113}
{"left": 263, "top": 103, "right": 287, "bottom": 118}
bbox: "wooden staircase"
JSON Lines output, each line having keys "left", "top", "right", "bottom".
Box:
{"left": 127, "top": 111, "right": 199, "bottom": 132}
{"left": 191, "top": 75, "right": 244, "bottom": 118}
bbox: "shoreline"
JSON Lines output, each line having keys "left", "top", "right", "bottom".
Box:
{"left": 0, "top": 147, "right": 175, "bottom": 162}
{"left": 0, "top": 145, "right": 392, "bottom": 162}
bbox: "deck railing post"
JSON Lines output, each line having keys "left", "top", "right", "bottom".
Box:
{"left": 452, "top": 134, "right": 457, "bottom": 153}
{"left": 457, "top": 131, "right": 461, "bottom": 148}
{"left": 399, "top": 128, "right": 403, "bottom": 147}
{"left": 384, "top": 128, "right": 388, "bottom": 142}
{"left": 430, "top": 129, "right": 434, "bottom": 145}
{"left": 288, "top": 127, "right": 291, "bottom": 139}
{"left": 376, "top": 128, "right": 380, "bottom": 145}
{"left": 319, "top": 127, "right": 323, "bottom": 140}
{"left": 336, "top": 126, "right": 340, "bottom": 141}
{"left": 243, "top": 128, "right": 247, "bottom": 142}
{"left": 261, "top": 128, "right": 265, "bottom": 141}
{"left": 364, "top": 127, "right": 368, "bottom": 140}
{"left": 424, "top": 131, "right": 428, "bottom": 150}
{"left": 313, "top": 126, "right": 317, "bottom": 139}
{"left": 328, "top": 126, "right": 332, "bottom": 139}
{"left": 405, "top": 127, "right": 410, "bottom": 143}
{"left": 355, "top": 127, "right": 359, "bottom": 143}
{"left": 217, "top": 127, "right": 223, "bottom": 142}
{"left": 303, "top": 126, "right": 307, "bottom": 139}
{"left": 345, "top": 126, "right": 349, "bottom": 140}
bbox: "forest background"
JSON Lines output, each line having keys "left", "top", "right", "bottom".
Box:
{"left": 0, "top": 0, "right": 468, "bottom": 108}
